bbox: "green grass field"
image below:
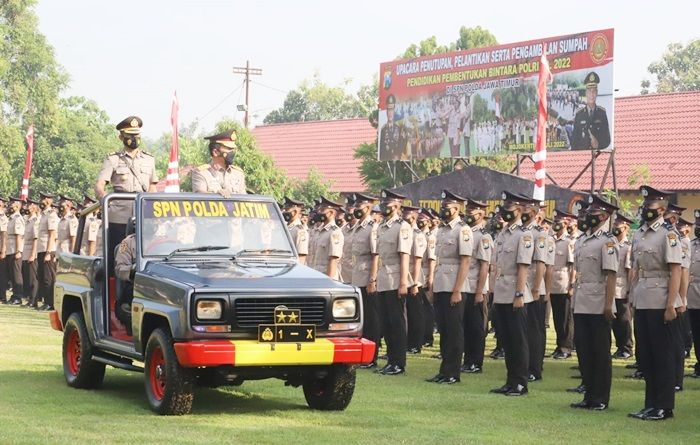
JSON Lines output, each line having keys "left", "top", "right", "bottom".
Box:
{"left": 1, "top": 304, "right": 698, "bottom": 445}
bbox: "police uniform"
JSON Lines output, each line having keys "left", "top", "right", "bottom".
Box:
{"left": 0, "top": 199, "right": 9, "bottom": 303}
{"left": 491, "top": 191, "right": 535, "bottom": 394}
{"left": 524, "top": 207, "right": 549, "bottom": 381}
{"left": 571, "top": 72, "right": 611, "bottom": 150}
{"left": 115, "top": 233, "right": 136, "bottom": 324}
{"left": 550, "top": 210, "right": 576, "bottom": 357}
{"left": 36, "top": 193, "right": 60, "bottom": 309}
{"left": 79, "top": 195, "right": 98, "bottom": 255}
{"left": 56, "top": 208, "right": 79, "bottom": 257}
{"left": 611, "top": 214, "right": 634, "bottom": 358}
{"left": 405, "top": 206, "right": 426, "bottom": 353}
{"left": 282, "top": 197, "right": 309, "bottom": 264}
{"left": 571, "top": 195, "right": 619, "bottom": 410}
{"left": 350, "top": 193, "right": 380, "bottom": 366}
{"left": 192, "top": 130, "right": 246, "bottom": 196}
{"left": 629, "top": 186, "right": 683, "bottom": 420}
{"left": 6, "top": 199, "right": 25, "bottom": 303}
{"left": 687, "top": 210, "right": 700, "bottom": 378}
{"left": 379, "top": 94, "right": 401, "bottom": 160}
{"left": 22, "top": 204, "right": 39, "bottom": 306}
{"left": 421, "top": 215, "right": 438, "bottom": 347}
{"left": 309, "top": 198, "right": 344, "bottom": 281}
{"left": 340, "top": 200, "right": 356, "bottom": 284}
{"left": 462, "top": 200, "right": 493, "bottom": 373}
{"left": 373, "top": 189, "right": 413, "bottom": 373}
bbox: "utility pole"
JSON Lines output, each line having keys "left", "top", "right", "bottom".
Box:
{"left": 233, "top": 61, "right": 262, "bottom": 128}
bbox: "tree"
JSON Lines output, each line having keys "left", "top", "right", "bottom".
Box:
{"left": 455, "top": 26, "right": 498, "bottom": 51}
{"left": 641, "top": 39, "right": 700, "bottom": 94}
{"left": 287, "top": 167, "right": 339, "bottom": 207}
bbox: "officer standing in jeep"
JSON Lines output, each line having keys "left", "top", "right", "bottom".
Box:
{"left": 191, "top": 130, "right": 246, "bottom": 197}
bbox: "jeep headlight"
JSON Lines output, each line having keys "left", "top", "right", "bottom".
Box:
{"left": 196, "top": 300, "right": 223, "bottom": 320}
{"left": 332, "top": 298, "right": 357, "bottom": 319}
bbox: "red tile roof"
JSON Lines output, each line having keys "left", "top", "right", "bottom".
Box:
{"left": 545, "top": 91, "right": 700, "bottom": 191}
{"left": 252, "top": 118, "right": 376, "bottom": 192}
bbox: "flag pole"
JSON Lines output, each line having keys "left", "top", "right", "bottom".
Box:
{"left": 164, "top": 91, "right": 180, "bottom": 193}
{"left": 533, "top": 50, "right": 552, "bottom": 202}
{"left": 20, "top": 125, "right": 35, "bottom": 201}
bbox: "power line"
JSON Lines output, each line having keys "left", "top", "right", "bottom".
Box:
{"left": 250, "top": 80, "right": 288, "bottom": 95}
{"left": 197, "top": 80, "right": 245, "bottom": 121}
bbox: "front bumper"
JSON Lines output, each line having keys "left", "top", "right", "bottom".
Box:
{"left": 174, "top": 338, "right": 375, "bottom": 367}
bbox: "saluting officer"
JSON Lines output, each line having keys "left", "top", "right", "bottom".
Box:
{"left": 611, "top": 213, "right": 634, "bottom": 359}
{"left": 0, "top": 198, "right": 9, "bottom": 304}
{"left": 628, "top": 186, "right": 683, "bottom": 421}
{"left": 550, "top": 210, "right": 576, "bottom": 359}
{"left": 95, "top": 116, "right": 158, "bottom": 272}
{"left": 570, "top": 195, "right": 619, "bottom": 411}
{"left": 369, "top": 189, "right": 413, "bottom": 376}
{"left": 351, "top": 193, "right": 380, "bottom": 368}
{"left": 426, "top": 190, "right": 473, "bottom": 385}
{"left": 340, "top": 196, "right": 357, "bottom": 284}
{"left": 461, "top": 198, "right": 493, "bottom": 374}
{"left": 192, "top": 130, "right": 246, "bottom": 197}
{"left": 490, "top": 191, "right": 534, "bottom": 396}
{"left": 571, "top": 72, "right": 611, "bottom": 150}
{"left": 404, "top": 205, "right": 426, "bottom": 354}
{"left": 282, "top": 197, "right": 309, "bottom": 265}
{"left": 686, "top": 209, "right": 700, "bottom": 379}
{"left": 309, "top": 197, "right": 344, "bottom": 281}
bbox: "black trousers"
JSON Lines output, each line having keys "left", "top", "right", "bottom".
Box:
{"left": 421, "top": 290, "right": 435, "bottom": 346}
{"left": 488, "top": 293, "right": 503, "bottom": 350}
{"left": 574, "top": 314, "right": 612, "bottom": 405}
{"left": 406, "top": 288, "right": 425, "bottom": 350}
{"left": 551, "top": 293, "right": 574, "bottom": 353}
{"left": 360, "top": 287, "right": 380, "bottom": 363}
{"left": 0, "top": 258, "right": 8, "bottom": 301}
{"left": 635, "top": 309, "right": 676, "bottom": 410}
{"left": 611, "top": 298, "right": 633, "bottom": 355}
{"left": 435, "top": 292, "right": 466, "bottom": 378}
{"left": 527, "top": 299, "right": 546, "bottom": 379}
{"left": 378, "top": 290, "right": 407, "bottom": 367}
{"left": 689, "top": 309, "right": 700, "bottom": 373}
{"left": 9, "top": 256, "right": 23, "bottom": 299}
{"left": 494, "top": 303, "right": 529, "bottom": 388}
{"left": 22, "top": 260, "right": 38, "bottom": 305}
{"left": 107, "top": 223, "right": 126, "bottom": 278}
{"left": 463, "top": 293, "right": 486, "bottom": 367}
{"left": 671, "top": 312, "right": 686, "bottom": 388}
{"left": 37, "top": 252, "right": 56, "bottom": 306}
{"left": 678, "top": 310, "right": 693, "bottom": 352}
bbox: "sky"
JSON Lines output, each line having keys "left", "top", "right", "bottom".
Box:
{"left": 36, "top": 0, "right": 699, "bottom": 139}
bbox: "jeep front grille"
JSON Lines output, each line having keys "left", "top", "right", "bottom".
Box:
{"left": 234, "top": 297, "right": 326, "bottom": 327}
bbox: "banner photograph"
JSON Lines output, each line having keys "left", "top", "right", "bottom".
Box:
{"left": 378, "top": 29, "right": 614, "bottom": 161}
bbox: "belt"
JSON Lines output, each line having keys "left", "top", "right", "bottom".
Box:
{"left": 638, "top": 270, "right": 669, "bottom": 278}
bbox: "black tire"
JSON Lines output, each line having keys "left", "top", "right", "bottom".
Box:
{"left": 303, "top": 365, "right": 356, "bottom": 411}
{"left": 62, "top": 312, "right": 106, "bottom": 389}
{"left": 144, "top": 328, "right": 194, "bottom": 415}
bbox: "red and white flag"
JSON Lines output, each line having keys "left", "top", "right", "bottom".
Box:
{"left": 533, "top": 51, "right": 552, "bottom": 201}
{"left": 164, "top": 91, "right": 180, "bottom": 193}
{"left": 20, "top": 125, "right": 34, "bottom": 201}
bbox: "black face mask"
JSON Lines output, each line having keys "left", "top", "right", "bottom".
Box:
{"left": 566, "top": 225, "right": 575, "bottom": 234}
{"left": 664, "top": 217, "right": 674, "bottom": 226}
{"left": 344, "top": 213, "right": 353, "bottom": 222}
{"left": 464, "top": 214, "right": 476, "bottom": 226}
{"left": 612, "top": 227, "right": 622, "bottom": 237}
{"left": 123, "top": 136, "right": 140, "bottom": 149}
{"left": 20, "top": 208, "right": 28, "bottom": 216}
{"left": 641, "top": 207, "right": 660, "bottom": 222}
{"left": 500, "top": 208, "right": 516, "bottom": 222}
{"left": 282, "top": 211, "right": 292, "bottom": 222}
{"left": 440, "top": 207, "right": 452, "bottom": 220}
{"left": 335, "top": 218, "right": 344, "bottom": 227}
{"left": 585, "top": 214, "right": 601, "bottom": 228}
{"left": 224, "top": 151, "right": 236, "bottom": 167}
{"left": 318, "top": 213, "right": 328, "bottom": 223}
{"left": 553, "top": 223, "right": 562, "bottom": 232}
{"left": 695, "top": 228, "right": 700, "bottom": 239}
{"left": 353, "top": 208, "right": 364, "bottom": 219}
{"left": 382, "top": 206, "right": 393, "bottom": 217}
{"left": 494, "top": 222, "right": 504, "bottom": 231}
{"left": 577, "top": 220, "right": 589, "bottom": 232}
{"left": 40, "top": 203, "right": 47, "bottom": 210}
{"left": 417, "top": 220, "right": 427, "bottom": 230}
{"left": 521, "top": 213, "right": 531, "bottom": 224}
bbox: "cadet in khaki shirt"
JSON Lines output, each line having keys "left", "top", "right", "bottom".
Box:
{"left": 570, "top": 195, "right": 619, "bottom": 411}
{"left": 350, "top": 193, "right": 380, "bottom": 368}
{"left": 0, "top": 199, "right": 9, "bottom": 304}
{"left": 281, "top": 197, "right": 309, "bottom": 265}
{"left": 628, "top": 186, "right": 683, "bottom": 421}
{"left": 339, "top": 198, "right": 357, "bottom": 284}
{"left": 192, "top": 130, "right": 246, "bottom": 197}
{"left": 417, "top": 209, "right": 437, "bottom": 349}
{"left": 611, "top": 214, "right": 634, "bottom": 359}
{"left": 6, "top": 198, "right": 25, "bottom": 304}
{"left": 79, "top": 195, "right": 98, "bottom": 255}
{"left": 37, "top": 193, "right": 60, "bottom": 309}
{"left": 404, "top": 206, "right": 426, "bottom": 355}
{"left": 22, "top": 200, "right": 40, "bottom": 307}
{"left": 333, "top": 206, "right": 350, "bottom": 283}
{"left": 369, "top": 189, "right": 413, "bottom": 376}
{"left": 686, "top": 210, "right": 700, "bottom": 379}
{"left": 549, "top": 210, "right": 576, "bottom": 359}
{"left": 95, "top": 116, "right": 157, "bottom": 273}
{"left": 426, "top": 190, "right": 473, "bottom": 385}
{"left": 461, "top": 198, "right": 492, "bottom": 375}
{"left": 56, "top": 199, "right": 79, "bottom": 257}
{"left": 489, "top": 191, "right": 534, "bottom": 396}
{"left": 309, "top": 197, "right": 344, "bottom": 281}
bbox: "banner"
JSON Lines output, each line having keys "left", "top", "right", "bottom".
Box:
{"left": 378, "top": 29, "right": 614, "bottom": 161}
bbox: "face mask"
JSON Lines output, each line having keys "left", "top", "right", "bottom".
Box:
{"left": 440, "top": 207, "right": 452, "bottom": 220}
{"left": 553, "top": 223, "right": 562, "bottom": 232}
{"left": 612, "top": 227, "right": 622, "bottom": 237}
{"left": 282, "top": 211, "right": 292, "bottom": 222}
{"left": 344, "top": 213, "right": 353, "bottom": 222}
{"left": 353, "top": 208, "right": 364, "bottom": 219}
{"left": 664, "top": 217, "right": 674, "bottom": 226}
{"left": 223, "top": 150, "right": 236, "bottom": 167}
{"left": 123, "top": 136, "right": 140, "bottom": 149}
{"left": 335, "top": 218, "right": 344, "bottom": 227}
{"left": 695, "top": 228, "right": 700, "bottom": 239}
{"left": 577, "top": 219, "right": 589, "bottom": 232}
{"left": 464, "top": 214, "right": 476, "bottom": 226}
{"left": 318, "top": 213, "right": 328, "bottom": 223}
{"left": 494, "top": 222, "right": 504, "bottom": 231}
{"left": 521, "top": 213, "right": 531, "bottom": 223}
{"left": 585, "top": 214, "right": 601, "bottom": 228}
{"left": 417, "top": 220, "right": 427, "bottom": 230}
{"left": 566, "top": 225, "right": 575, "bottom": 234}
{"left": 640, "top": 207, "right": 660, "bottom": 222}
{"left": 40, "top": 203, "right": 47, "bottom": 210}
{"left": 500, "top": 208, "right": 516, "bottom": 222}
{"left": 382, "top": 206, "right": 393, "bottom": 217}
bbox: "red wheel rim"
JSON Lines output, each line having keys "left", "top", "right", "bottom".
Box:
{"left": 66, "top": 329, "right": 81, "bottom": 376}
{"left": 149, "top": 346, "right": 166, "bottom": 401}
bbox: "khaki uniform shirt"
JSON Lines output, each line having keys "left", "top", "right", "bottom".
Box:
{"left": 6, "top": 213, "right": 25, "bottom": 255}
{"left": 115, "top": 234, "right": 136, "bottom": 282}
{"left": 467, "top": 224, "right": 493, "bottom": 294}
{"left": 550, "top": 234, "right": 575, "bottom": 294}
{"left": 421, "top": 228, "right": 437, "bottom": 284}
{"left": 351, "top": 217, "right": 377, "bottom": 288}
{"left": 37, "top": 208, "right": 60, "bottom": 253}
{"left": 687, "top": 239, "right": 700, "bottom": 309}
{"left": 374, "top": 215, "right": 413, "bottom": 292}
{"left": 97, "top": 150, "right": 157, "bottom": 224}
{"left": 287, "top": 220, "right": 309, "bottom": 256}
{"left": 433, "top": 218, "right": 473, "bottom": 293}
{"left": 191, "top": 163, "right": 246, "bottom": 197}
{"left": 411, "top": 227, "right": 428, "bottom": 287}
{"left": 80, "top": 213, "right": 98, "bottom": 255}
{"left": 680, "top": 236, "right": 691, "bottom": 269}
{"left": 22, "top": 215, "right": 39, "bottom": 261}
{"left": 630, "top": 218, "right": 683, "bottom": 309}
{"left": 492, "top": 222, "right": 535, "bottom": 304}
{"left": 572, "top": 230, "right": 618, "bottom": 314}
{"left": 0, "top": 214, "right": 8, "bottom": 254}
{"left": 340, "top": 223, "right": 356, "bottom": 283}
{"left": 615, "top": 239, "right": 632, "bottom": 299}
{"left": 310, "top": 222, "right": 343, "bottom": 281}
{"left": 526, "top": 223, "right": 548, "bottom": 296}
{"left": 57, "top": 214, "right": 79, "bottom": 256}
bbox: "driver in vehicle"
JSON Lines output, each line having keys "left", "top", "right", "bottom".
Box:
{"left": 115, "top": 221, "right": 137, "bottom": 322}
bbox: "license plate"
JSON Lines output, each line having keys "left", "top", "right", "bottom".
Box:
{"left": 258, "top": 324, "right": 316, "bottom": 343}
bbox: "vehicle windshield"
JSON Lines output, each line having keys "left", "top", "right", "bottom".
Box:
{"left": 140, "top": 198, "right": 293, "bottom": 258}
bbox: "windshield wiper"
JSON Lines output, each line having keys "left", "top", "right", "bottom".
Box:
{"left": 232, "top": 248, "right": 293, "bottom": 259}
{"left": 164, "top": 245, "right": 229, "bottom": 261}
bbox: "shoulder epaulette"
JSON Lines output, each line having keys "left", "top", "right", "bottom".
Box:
{"left": 108, "top": 151, "right": 120, "bottom": 157}
{"left": 141, "top": 151, "right": 153, "bottom": 157}
{"left": 596, "top": 105, "right": 606, "bottom": 112}
{"left": 197, "top": 164, "right": 210, "bottom": 171}
{"left": 575, "top": 105, "right": 587, "bottom": 114}
{"left": 534, "top": 226, "right": 544, "bottom": 232}
{"left": 229, "top": 165, "right": 244, "bottom": 172}
{"left": 662, "top": 222, "right": 674, "bottom": 230}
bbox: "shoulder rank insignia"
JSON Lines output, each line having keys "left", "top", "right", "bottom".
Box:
{"left": 668, "top": 232, "right": 678, "bottom": 247}
{"left": 400, "top": 226, "right": 410, "bottom": 240}
{"left": 331, "top": 231, "right": 341, "bottom": 244}
{"left": 461, "top": 227, "right": 471, "bottom": 242}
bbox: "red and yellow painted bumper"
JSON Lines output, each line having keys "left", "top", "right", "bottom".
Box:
{"left": 174, "top": 338, "right": 376, "bottom": 368}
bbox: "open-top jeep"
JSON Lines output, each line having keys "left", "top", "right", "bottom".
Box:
{"left": 49, "top": 193, "right": 374, "bottom": 415}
